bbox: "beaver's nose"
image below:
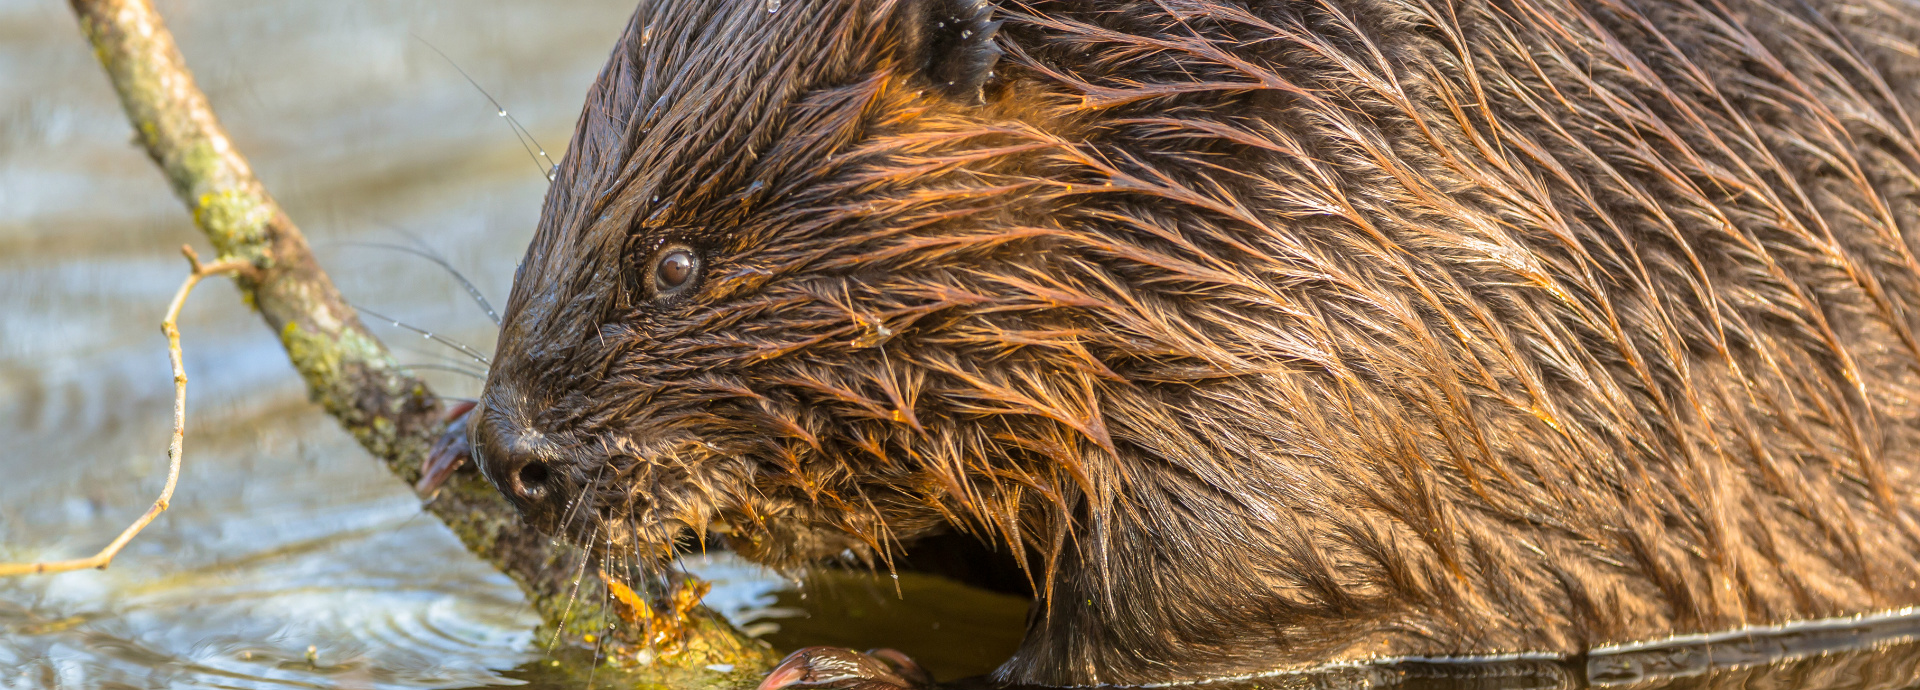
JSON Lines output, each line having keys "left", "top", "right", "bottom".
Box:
{"left": 470, "top": 406, "right": 561, "bottom": 529}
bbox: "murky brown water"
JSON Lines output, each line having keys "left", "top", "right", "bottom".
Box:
{"left": 6, "top": 1, "right": 1920, "bottom": 689}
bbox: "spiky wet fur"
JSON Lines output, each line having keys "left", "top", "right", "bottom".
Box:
{"left": 478, "top": 0, "right": 1920, "bottom": 684}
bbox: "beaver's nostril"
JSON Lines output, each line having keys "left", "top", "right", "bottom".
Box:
{"left": 517, "top": 461, "right": 551, "bottom": 498}
{"left": 469, "top": 405, "right": 568, "bottom": 533}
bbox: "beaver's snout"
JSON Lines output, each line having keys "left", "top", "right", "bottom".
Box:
{"left": 470, "top": 406, "right": 566, "bottom": 532}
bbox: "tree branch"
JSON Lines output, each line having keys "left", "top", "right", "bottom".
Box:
{"left": 60, "top": 0, "right": 772, "bottom": 683}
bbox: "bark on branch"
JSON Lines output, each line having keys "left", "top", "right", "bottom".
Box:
{"left": 62, "top": 0, "right": 771, "bottom": 684}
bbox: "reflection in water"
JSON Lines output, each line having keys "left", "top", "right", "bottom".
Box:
{"left": 752, "top": 567, "right": 1030, "bottom": 682}
{"left": 5, "top": 0, "right": 1920, "bottom": 689}
{"left": 992, "top": 611, "right": 1920, "bottom": 690}
{"left": 1584, "top": 610, "right": 1920, "bottom": 689}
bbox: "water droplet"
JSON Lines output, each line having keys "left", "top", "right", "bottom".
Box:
{"left": 961, "top": 29, "right": 973, "bottom": 38}
{"left": 497, "top": 109, "right": 507, "bottom": 117}
{"left": 766, "top": 0, "right": 781, "bottom": 12}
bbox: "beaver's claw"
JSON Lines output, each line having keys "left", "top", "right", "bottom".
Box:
{"left": 416, "top": 399, "right": 478, "bottom": 497}
{"left": 759, "top": 647, "right": 934, "bottom": 690}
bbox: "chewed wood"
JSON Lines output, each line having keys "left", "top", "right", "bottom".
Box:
{"left": 480, "top": 0, "right": 1920, "bottom": 684}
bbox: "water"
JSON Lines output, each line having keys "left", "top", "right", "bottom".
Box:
{"left": 4, "top": 1, "right": 1920, "bottom": 689}
{"left": 2, "top": 0, "right": 705, "bottom": 686}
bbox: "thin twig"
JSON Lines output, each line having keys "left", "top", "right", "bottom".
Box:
{"left": 0, "top": 246, "right": 247, "bottom": 577}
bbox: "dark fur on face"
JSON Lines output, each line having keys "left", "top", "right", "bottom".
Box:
{"left": 475, "top": 0, "right": 1920, "bottom": 684}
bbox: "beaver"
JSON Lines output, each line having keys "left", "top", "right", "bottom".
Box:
{"left": 467, "top": 0, "right": 1920, "bottom": 685}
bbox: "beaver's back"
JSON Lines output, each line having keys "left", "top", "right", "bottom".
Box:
{"left": 986, "top": 0, "right": 1920, "bottom": 678}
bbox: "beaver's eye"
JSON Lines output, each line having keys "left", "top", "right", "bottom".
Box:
{"left": 652, "top": 246, "right": 699, "bottom": 296}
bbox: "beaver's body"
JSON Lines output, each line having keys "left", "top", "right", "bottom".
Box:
{"left": 473, "top": 0, "right": 1920, "bottom": 684}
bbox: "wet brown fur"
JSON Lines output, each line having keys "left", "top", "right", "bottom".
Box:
{"left": 475, "top": 0, "right": 1920, "bottom": 684}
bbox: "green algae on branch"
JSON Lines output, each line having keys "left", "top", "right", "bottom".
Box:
{"left": 192, "top": 186, "right": 275, "bottom": 266}
{"left": 277, "top": 321, "right": 431, "bottom": 467}
{"left": 64, "top": 0, "right": 772, "bottom": 684}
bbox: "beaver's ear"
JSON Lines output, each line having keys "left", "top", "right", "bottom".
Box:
{"left": 894, "top": 0, "right": 1001, "bottom": 103}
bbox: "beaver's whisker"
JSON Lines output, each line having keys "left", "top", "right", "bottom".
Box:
{"left": 334, "top": 240, "right": 501, "bottom": 326}
{"left": 560, "top": 464, "right": 612, "bottom": 541}
{"left": 412, "top": 35, "right": 558, "bottom": 182}
{"left": 556, "top": 484, "right": 586, "bottom": 536}
{"left": 556, "top": 496, "right": 586, "bottom": 541}
{"left": 398, "top": 362, "right": 488, "bottom": 379}
{"left": 547, "top": 524, "right": 598, "bottom": 655}
{"left": 586, "top": 599, "right": 608, "bottom": 689}
{"left": 353, "top": 305, "right": 492, "bottom": 365}
{"left": 395, "top": 344, "right": 493, "bottom": 375}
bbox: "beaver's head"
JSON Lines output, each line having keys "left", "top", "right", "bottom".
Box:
{"left": 471, "top": 0, "right": 1075, "bottom": 569}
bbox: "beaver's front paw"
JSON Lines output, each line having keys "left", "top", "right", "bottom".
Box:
{"left": 758, "top": 646, "right": 934, "bottom": 690}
